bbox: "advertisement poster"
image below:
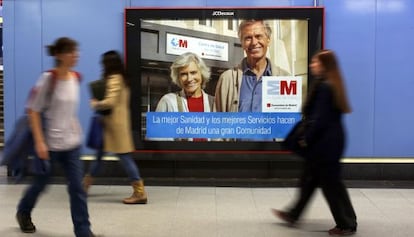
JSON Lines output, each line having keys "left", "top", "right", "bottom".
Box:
{"left": 125, "top": 8, "right": 324, "bottom": 149}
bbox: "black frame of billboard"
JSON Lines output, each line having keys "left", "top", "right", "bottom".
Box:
{"left": 125, "top": 7, "right": 324, "bottom": 151}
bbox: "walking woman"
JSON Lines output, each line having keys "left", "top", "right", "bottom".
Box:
{"left": 83, "top": 50, "right": 147, "bottom": 204}
{"left": 272, "top": 49, "right": 357, "bottom": 236}
{"left": 16, "top": 37, "right": 98, "bottom": 237}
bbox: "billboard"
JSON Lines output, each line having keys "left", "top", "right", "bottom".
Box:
{"left": 125, "top": 7, "right": 324, "bottom": 151}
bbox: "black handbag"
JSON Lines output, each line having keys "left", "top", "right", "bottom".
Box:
{"left": 89, "top": 79, "right": 112, "bottom": 116}
{"left": 283, "top": 119, "right": 308, "bottom": 156}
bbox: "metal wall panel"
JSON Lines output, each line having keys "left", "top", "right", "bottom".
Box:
{"left": 4, "top": 0, "right": 42, "bottom": 137}
{"left": 323, "top": 0, "right": 377, "bottom": 156}
{"left": 374, "top": 0, "right": 414, "bottom": 156}
{"left": 40, "top": 0, "right": 126, "bottom": 136}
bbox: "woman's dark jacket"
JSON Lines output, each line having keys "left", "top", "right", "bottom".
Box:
{"left": 303, "top": 79, "right": 345, "bottom": 162}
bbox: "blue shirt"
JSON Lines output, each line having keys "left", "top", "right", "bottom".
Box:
{"left": 238, "top": 58, "right": 272, "bottom": 112}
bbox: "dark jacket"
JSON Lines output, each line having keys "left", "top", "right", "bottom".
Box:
{"left": 303, "top": 79, "right": 345, "bottom": 162}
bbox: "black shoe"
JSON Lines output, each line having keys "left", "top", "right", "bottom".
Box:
{"left": 16, "top": 212, "right": 36, "bottom": 233}
{"left": 271, "top": 209, "right": 296, "bottom": 225}
{"left": 328, "top": 226, "right": 357, "bottom": 236}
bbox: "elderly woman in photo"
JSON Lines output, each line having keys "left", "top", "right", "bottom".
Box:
{"left": 156, "top": 52, "right": 214, "bottom": 113}
{"left": 155, "top": 52, "right": 214, "bottom": 141}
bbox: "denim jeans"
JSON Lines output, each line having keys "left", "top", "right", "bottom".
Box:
{"left": 17, "top": 146, "right": 92, "bottom": 237}
{"left": 88, "top": 150, "right": 141, "bottom": 181}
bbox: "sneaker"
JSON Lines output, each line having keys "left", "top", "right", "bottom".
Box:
{"left": 271, "top": 209, "right": 296, "bottom": 225}
{"left": 328, "top": 226, "right": 357, "bottom": 236}
{"left": 16, "top": 212, "right": 36, "bottom": 233}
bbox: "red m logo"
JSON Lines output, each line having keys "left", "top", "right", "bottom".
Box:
{"left": 178, "top": 39, "right": 188, "bottom": 48}
{"left": 280, "top": 80, "right": 297, "bottom": 95}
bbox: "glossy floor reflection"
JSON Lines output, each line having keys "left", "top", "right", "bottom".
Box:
{"left": 0, "top": 178, "right": 414, "bottom": 237}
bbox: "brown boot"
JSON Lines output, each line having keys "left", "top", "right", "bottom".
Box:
{"left": 123, "top": 180, "right": 148, "bottom": 204}
{"left": 82, "top": 175, "right": 93, "bottom": 193}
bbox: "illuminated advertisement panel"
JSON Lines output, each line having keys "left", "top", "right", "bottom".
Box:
{"left": 125, "top": 7, "right": 324, "bottom": 151}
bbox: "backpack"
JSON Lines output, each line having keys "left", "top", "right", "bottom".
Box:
{"left": 0, "top": 70, "right": 81, "bottom": 181}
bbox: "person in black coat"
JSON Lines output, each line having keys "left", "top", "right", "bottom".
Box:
{"left": 272, "top": 49, "right": 357, "bottom": 236}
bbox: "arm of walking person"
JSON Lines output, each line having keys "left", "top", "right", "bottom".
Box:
{"left": 27, "top": 109, "right": 49, "bottom": 160}
{"left": 91, "top": 75, "right": 121, "bottom": 111}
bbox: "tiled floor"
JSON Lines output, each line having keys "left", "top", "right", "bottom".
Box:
{"left": 1, "top": 176, "right": 414, "bottom": 237}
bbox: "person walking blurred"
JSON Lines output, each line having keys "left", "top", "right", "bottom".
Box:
{"left": 272, "top": 49, "right": 357, "bottom": 236}
{"left": 16, "top": 37, "right": 99, "bottom": 237}
{"left": 83, "top": 50, "right": 147, "bottom": 204}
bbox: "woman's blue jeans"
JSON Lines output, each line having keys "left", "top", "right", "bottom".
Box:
{"left": 17, "top": 146, "right": 92, "bottom": 237}
{"left": 88, "top": 149, "right": 141, "bottom": 181}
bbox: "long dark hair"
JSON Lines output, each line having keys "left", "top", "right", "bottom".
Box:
{"left": 46, "top": 37, "right": 78, "bottom": 66}
{"left": 101, "top": 50, "right": 129, "bottom": 86}
{"left": 305, "top": 50, "right": 351, "bottom": 114}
